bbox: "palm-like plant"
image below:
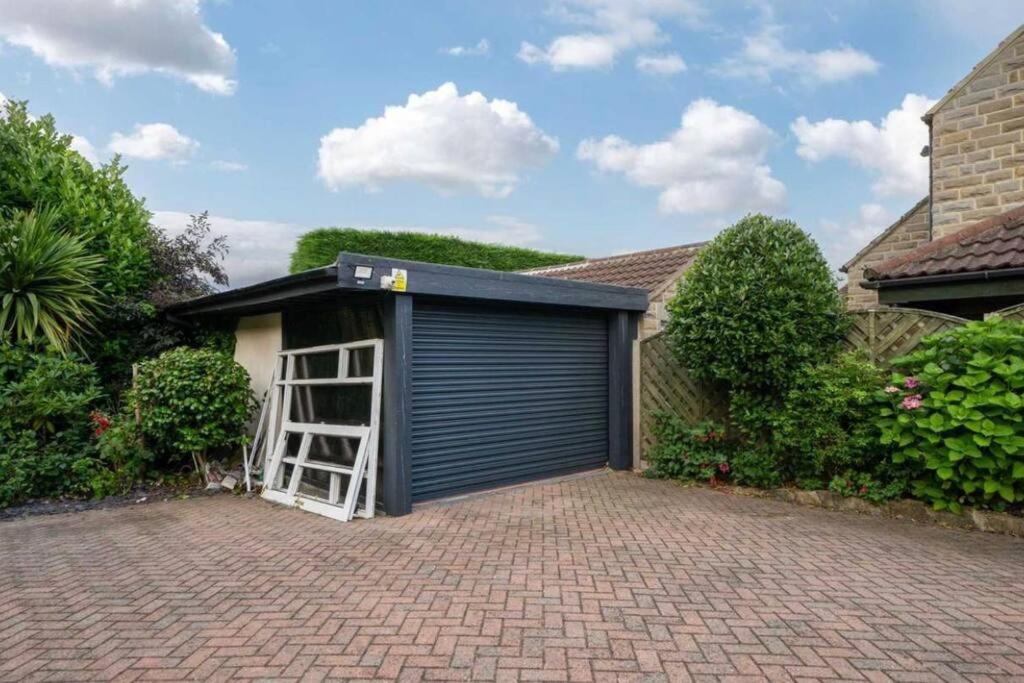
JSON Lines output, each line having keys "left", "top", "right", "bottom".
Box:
{"left": 0, "top": 209, "right": 105, "bottom": 354}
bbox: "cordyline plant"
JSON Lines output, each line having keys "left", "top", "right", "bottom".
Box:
{"left": 0, "top": 208, "right": 105, "bottom": 354}
{"left": 879, "top": 317, "right": 1024, "bottom": 513}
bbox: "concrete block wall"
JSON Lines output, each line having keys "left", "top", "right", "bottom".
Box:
{"left": 845, "top": 201, "right": 930, "bottom": 309}
{"left": 930, "top": 33, "right": 1024, "bottom": 238}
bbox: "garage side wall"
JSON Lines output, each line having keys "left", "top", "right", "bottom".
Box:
{"left": 233, "top": 312, "right": 282, "bottom": 402}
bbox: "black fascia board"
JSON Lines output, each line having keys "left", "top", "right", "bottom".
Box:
{"left": 165, "top": 266, "right": 339, "bottom": 316}
{"left": 335, "top": 253, "right": 649, "bottom": 312}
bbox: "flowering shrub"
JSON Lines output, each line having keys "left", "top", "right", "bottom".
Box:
{"left": 878, "top": 317, "right": 1024, "bottom": 512}
{"left": 647, "top": 416, "right": 733, "bottom": 484}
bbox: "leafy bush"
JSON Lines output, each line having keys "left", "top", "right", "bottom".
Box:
{"left": 290, "top": 227, "right": 582, "bottom": 273}
{"left": 879, "top": 317, "right": 1024, "bottom": 512}
{"left": 828, "top": 470, "right": 906, "bottom": 504}
{"left": 133, "top": 347, "right": 255, "bottom": 469}
{"left": 0, "top": 346, "right": 104, "bottom": 506}
{"left": 0, "top": 99, "right": 153, "bottom": 299}
{"left": 665, "top": 214, "right": 847, "bottom": 394}
{"left": 91, "top": 415, "right": 153, "bottom": 498}
{"left": 771, "top": 353, "right": 891, "bottom": 482}
{"left": 729, "top": 447, "right": 783, "bottom": 489}
{"left": 0, "top": 208, "right": 106, "bottom": 353}
{"left": 647, "top": 416, "right": 732, "bottom": 483}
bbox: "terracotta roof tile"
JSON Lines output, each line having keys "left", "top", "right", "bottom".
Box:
{"left": 522, "top": 243, "right": 705, "bottom": 292}
{"left": 866, "top": 205, "right": 1024, "bottom": 281}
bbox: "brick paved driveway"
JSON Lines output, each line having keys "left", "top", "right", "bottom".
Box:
{"left": 2, "top": 472, "right": 1023, "bottom": 682}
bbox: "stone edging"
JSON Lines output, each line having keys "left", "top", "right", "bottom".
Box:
{"left": 726, "top": 486, "right": 1024, "bottom": 537}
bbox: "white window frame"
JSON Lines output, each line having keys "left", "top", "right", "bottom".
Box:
{"left": 261, "top": 339, "right": 383, "bottom": 522}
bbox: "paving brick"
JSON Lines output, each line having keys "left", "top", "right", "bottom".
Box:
{"left": 1, "top": 473, "right": 1023, "bottom": 681}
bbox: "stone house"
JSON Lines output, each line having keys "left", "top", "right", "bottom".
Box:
{"left": 524, "top": 243, "right": 704, "bottom": 338}
{"left": 844, "top": 24, "right": 1024, "bottom": 317}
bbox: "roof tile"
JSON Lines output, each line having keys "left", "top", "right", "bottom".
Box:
{"left": 866, "top": 204, "right": 1024, "bottom": 281}
{"left": 522, "top": 243, "right": 705, "bottom": 292}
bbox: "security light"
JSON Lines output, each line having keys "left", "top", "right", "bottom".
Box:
{"left": 354, "top": 265, "right": 373, "bottom": 280}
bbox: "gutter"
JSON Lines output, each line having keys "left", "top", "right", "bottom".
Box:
{"left": 165, "top": 266, "right": 339, "bottom": 316}
{"left": 860, "top": 266, "right": 1024, "bottom": 290}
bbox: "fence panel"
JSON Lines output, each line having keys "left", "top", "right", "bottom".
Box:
{"left": 844, "top": 308, "right": 967, "bottom": 365}
{"left": 988, "top": 302, "right": 1024, "bottom": 322}
{"left": 637, "top": 332, "right": 725, "bottom": 458}
{"left": 637, "top": 307, "right": 969, "bottom": 462}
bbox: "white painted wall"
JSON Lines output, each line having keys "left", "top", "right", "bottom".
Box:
{"left": 234, "top": 312, "right": 281, "bottom": 400}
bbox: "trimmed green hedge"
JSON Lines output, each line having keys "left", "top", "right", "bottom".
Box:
{"left": 289, "top": 228, "right": 582, "bottom": 273}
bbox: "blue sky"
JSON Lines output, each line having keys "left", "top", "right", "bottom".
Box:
{"left": 1, "top": 0, "right": 1021, "bottom": 285}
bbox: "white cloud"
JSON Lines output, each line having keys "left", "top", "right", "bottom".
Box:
{"left": 635, "top": 52, "right": 686, "bottom": 75}
{"left": 577, "top": 98, "right": 786, "bottom": 214}
{"left": 69, "top": 135, "right": 98, "bottom": 165}
{"left": 211, "top": 160, "right": 247, "bottom": 172}
{"left": 0, "top": 0, "right": 236, "bottom": 94}
{"left": 109, "top": 123, "right": 199, "bottom": 162}
{"left": 792, "top": 93, "right": 935, "bottom": 197}
{"left": 151, "top": 212, "right": 548, "bottom": 287}
{"left": 317, "top": 82, "right": 559, "bottom": 198}
{"left": 444, "top": 38, "right": 490, "bottom": 57}
{"left": 821, "top": 203, "right": 895, "bottom": 270}
{"left": 718, "top": 24, "right": 878, "bottom": 84}
{"left": 517, "top": 0, "right": 701, "bottom": 71}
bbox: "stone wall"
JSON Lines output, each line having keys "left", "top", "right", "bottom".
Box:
{"left": 844, "top": 201, "right": 930, "bottom": 309}
{"left": 930, "top": 31, "right": 1024, "bottom": 238}
{"left": 641, "top": 279, "right": 680, "bottom": 338}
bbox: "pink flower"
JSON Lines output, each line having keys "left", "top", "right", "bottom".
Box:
{"left": 904, "top": 376, "right": 920, "bottom": 389}
{"left": 884, "top": 385, "right": 900, "bottom": 394}
{"left": 719, "top": 463, "right": 730, "bottom": 474}
{"left": 901, "top": 394, "right": 923, "bottom": 410}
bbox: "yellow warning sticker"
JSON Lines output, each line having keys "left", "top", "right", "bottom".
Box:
{"left": 392, "top": 268, "right": 408, "bottom": 292}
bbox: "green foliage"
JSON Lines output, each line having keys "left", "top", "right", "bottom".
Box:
{"left": 0, "top": 345, "right": 104, "bottom": 506}
{"left": 647, "top": 416, "right": 732, "bottom": 482}
{"left": 665, "top": 214, "right": 848, "bottom": 394}
{"left": 771, "top": 353, "right": 891, "bottom": 482}
{"left": 0, "top": 99, "right": 153, "bottom": 299}
{"left": 290, "top": 227, "right": 582, "bottom": 273}
{"left": 133, "top": 347, "right": 255, "bottom": 461}
{"left": 0, "top": 208, "right": 105, "bottom": 353}
{"left": 729, "top": 447, "right": 783, "bottom": 489}
{"left": 879, "top": 317, "right": 1024, "bottom": 512}
{"left": 92, "top": 417, "right": 153, "bottom": 497}
{"left": 829, "top": 470, "right": 906, "bottom": 504}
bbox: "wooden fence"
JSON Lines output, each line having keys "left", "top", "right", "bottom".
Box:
{"left": 636, "top": 306, "right": 982, "bottom": 463}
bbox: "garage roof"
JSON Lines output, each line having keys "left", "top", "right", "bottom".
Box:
{"left": 167, "top": 252, "right": 649, "bottom": 317}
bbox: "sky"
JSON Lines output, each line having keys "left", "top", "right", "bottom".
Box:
{"left": 1, "top": 0, "right": 1022, "bottom": 287}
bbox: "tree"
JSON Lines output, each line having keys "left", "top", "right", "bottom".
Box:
{"left": 665, "top": 214, "right": 847, "bottom": 395}
{"left": 0, "top": 209, "right": 105, "bottom": 353}
{"left": 146, "top": 211, "right": 229, "bottom": 307}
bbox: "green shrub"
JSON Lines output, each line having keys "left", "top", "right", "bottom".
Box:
{"left": 0, "top": 99, "right": 153, "bottom": 299}
{"left": 647, "top": 416, "right": 732, "bottom": 483}
{"left": 0, "top": 346, "right": 104, "bottom": 507}
{"left": 730, "top": 447, "right": 783, "bottom": 489}
{"left": 92, "top": 416, "right": 153, "bottom": 497}
{"left": 878, "top": 317, "right": 1024, "bottom": 512}
{"left": 290, "top": 227, "right": 582, "bottom": 273}
{"left": 665, "top": 214, "right": 847, "bottom": 394}
{"left": 133, "top": 347, "right": 255, "bottom": 469}
{"left": 828, "top": 470, "right": 907, "bottom": 504}
{"left": 771, "top": 353, "right": 891, "bottom": 482}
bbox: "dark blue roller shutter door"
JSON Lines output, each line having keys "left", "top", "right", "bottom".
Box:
{"left": 411, "top": 303, "right": 608, "bottom": 501}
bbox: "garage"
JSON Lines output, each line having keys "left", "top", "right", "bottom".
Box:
{"left": 168, "top": 253, "right": 647, "bottom": 519}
